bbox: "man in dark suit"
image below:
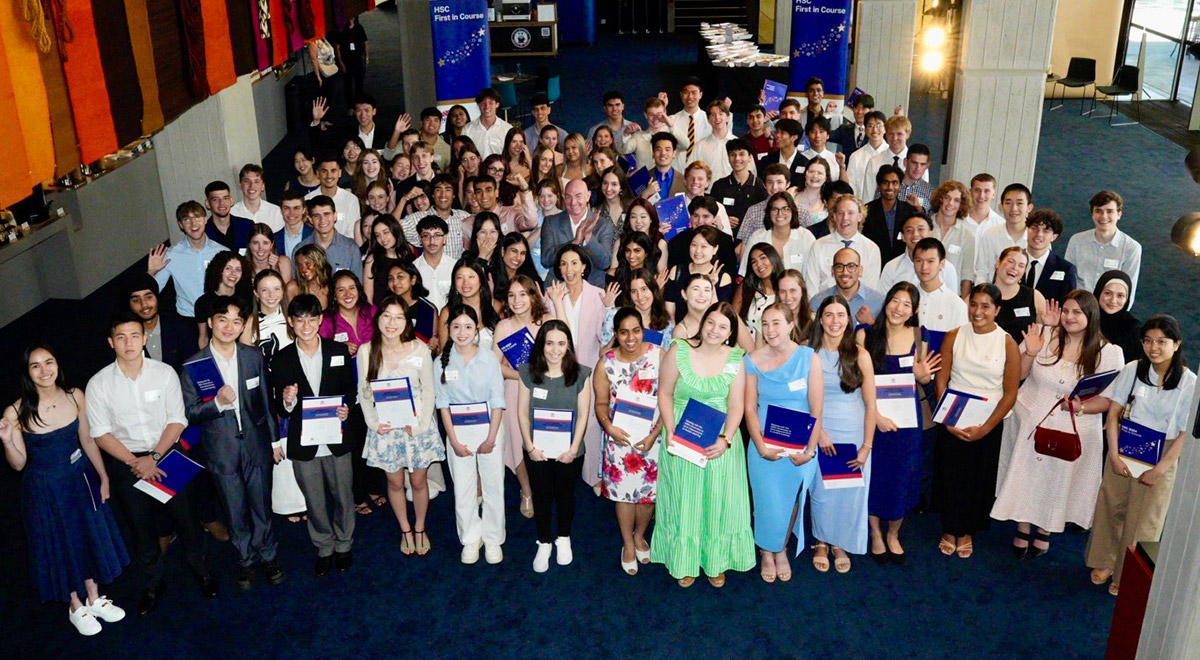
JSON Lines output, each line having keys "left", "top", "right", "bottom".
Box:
{"left": 270, "top": 294, "right": 357, "bottom": 576}
{"left": 308, "top": 92, "right": 405, "bottom": 155}
{"left": 1025, "top": 209, "right": 1078, "bottom": 303}
{"left": 204, "top": 181, "right": 254, "bottom": 251}
{"left": 755, "top": 118, "right": 808, "bottom": 186}
{"left": 181, "top": 296, "right": 283, "bottom": 590}
{"left": 540, "top": 179, "right": 614, "bottom": 287}
{"left": 123, "top": 273, "right": 197, "bottom": 369}
{"left": 863, "top": 165, "right": 921, "bottom": 261}
{"left": 830, "top": 93, "right": 875, "bottom": 159}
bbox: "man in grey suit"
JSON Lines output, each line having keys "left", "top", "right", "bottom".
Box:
{"left": 539, "top": 178, "right": 614, "bottom": 287}
{"left": 181, "top": 295, "right": 284, "bottom": 590}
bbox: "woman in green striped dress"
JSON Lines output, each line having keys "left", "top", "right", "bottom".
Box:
{"left": 652, "top": 302, "right": 756, "bottom": 587}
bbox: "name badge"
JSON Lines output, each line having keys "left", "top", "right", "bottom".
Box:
{"left": 794, "top": 166, "right": 805, "bottom": 173}
{"left": 246, "top": 377, "right": 260, "bottom": 389}
{"left": 334, "top": 332, "right": 350, "bottom": 342}
{"left": 756, "top": 152, "right": 767, "bottom": 160}
{"left": 947, "top": 244, "right": 962, "bottom": 255}
{"left": 143, "top": 389, "right": 162, "bottom": 402}
{"left": 723, "top": 363, "right": 740, "bottom": 375}
{"left": 533, "top": 387, "right": 548, "bottom": 399}
{"left": 789, "top": 254, "right": 803, "bottom": 264}
{"left": 406, "top": 355, "right": 423, "bottom": 367}
{"left": 330, "top": 356, "right": 345, "bottom": 367}
{"left": 337, "top": 212, "right": 346, "bottom": 225}
{"left": 349, "top": 43, "right": 356, "bottom": 51}
{"left": 239, "top": 248, "right": 248, "bottom": 256}
{"left": 70, "top": 448, "right": 82, "bottom": 463}
{"left": 896, "top": 232, "right": 903, "bottom": 241}
{"left": 637, "top": 367, "right": 657, "bottom": 380}
{"left": 788, "top": 378, "right": 806, "bottom": 391}
{"left": 501, "top": 223, "right": 510, "bottom": 233}
{"left": 444, "top": 369, "right": 460, "bottom": 381}
{"left": 1049, "top": 270, "right": 1065, "bottom": 281}
{"left": 899, "top": 356, "right": 915, "bottom": 368}
{"left": 722, "top": 197, "right": 734, "bottom": 206}
{"left": 1133, "top": 384, "right": 1149, "bottom": 399}
{"left": 1103, "top": 258, "right": 1120, "bottom": 269}
{"left": 1014, "top": 307, "right": 1031, "bottom": 318}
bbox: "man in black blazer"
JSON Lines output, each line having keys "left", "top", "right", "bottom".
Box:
{"left": 830, "top": 94, "right": 875, "bottom": 160}
{"left": 667, "top": 196, "right": 738, "bottom": 271}
{"left": 309, "top": 92, "right": 403, "bottom": 155}
{"left": 755, "top": 118, "right": 808, "bottom": 186}
{"left": 863, "top": 165, "right": 921, "bottom": 261}
{"left": 181, "top": 296, "right": 283, "bottom": 590}
{"left": 122, "top": 273, "right": 197, "bottom": 369}
{"left": 269, "top": 294, "right": 357, "bottom": 576}
{"left": 1025, "top": 209, "right": 1078, "bottom": 303}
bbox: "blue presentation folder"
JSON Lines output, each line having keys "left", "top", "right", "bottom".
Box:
{"left": 1070, "top": 370, "right": 1120, "bottom": 400}
{"left": 498, "top": 328, "right": 535, "bottom": 368}
{"left": 134, "top": 450, "right": 204, "bottom": 503}
{"left": 762, "top": 80, "right": 787, "bottom": 114}
{"left": 817, "top": 443, "right": 865, "bottom": 488}
{"left": 183, "top": 356, "right": 224, "bottom": 402}
{"left": 413, "top": 299, "right": 437, "bottom": 343}
{"left": 656, "top": 195, "right": 691, "bottom": 241}
{"left": 669, "top": 399, "right": 724, "bottom": 466}
{"left": 627, "top": 167, "right": 652, "bottom": 196}
{"left": 643, "top": 328, "right": 665, "bottom": 347}
{"left": 762, "top": 405, "right": 815, "bottom": 452}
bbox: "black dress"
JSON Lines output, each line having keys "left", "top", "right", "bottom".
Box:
{"left": 995, "top": 285, "right": 1036, "bottom": 342}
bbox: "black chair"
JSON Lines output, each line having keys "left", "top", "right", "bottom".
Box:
{"left": 1050, "top": 57, "right": 1097, "bottom": 115}
{"left": 1091, "top": 65, "right": 1142, "bottom": 126}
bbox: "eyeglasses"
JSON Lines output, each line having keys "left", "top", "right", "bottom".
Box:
{"left": 420, "top": 232, "right": 446, "bottom": 240}
{"left": 1142, "top": 337, "right": 1177, "bottom": 349}
{"left": 832, "top": 263, "right": 860, "bottom": 272}
{"left": 180, "top": 216, "right": 206, "bottom": 225}
{"left": 769, "top": 206, "right": 791, "bottom": 214}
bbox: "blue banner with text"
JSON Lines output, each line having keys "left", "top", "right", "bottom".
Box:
{"left": 431, "top": 0, "right": 492, "bottom": 107}
{"left": 788, "top": 0, "right": 853, "bottom": 115}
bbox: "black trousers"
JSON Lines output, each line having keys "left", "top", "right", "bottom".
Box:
{"left": 936, "top": 422, "right": 1003, "bottom": 537}
{"left": 525, "top": 452, "right": 584, "bottom": 543}
{"left": 108, "top": 456, "right": 207, "bottom": 588}
{"left": 347, "top": 405, "right": 386, "bottom": 504}
{"left": 342, "top": 58, "right": 366, "bottom": 108}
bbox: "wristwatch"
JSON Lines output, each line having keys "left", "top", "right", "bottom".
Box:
{"left": 806, "top": 448, "right": 818, "bottom": 458}
{"left": 151, "top": 451, "right": 163, "bottom": 462}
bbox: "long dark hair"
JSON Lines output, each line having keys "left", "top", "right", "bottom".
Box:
{"left": 612, "top": 231, "right": 656, "bottom": 286}
{"left": 490, "top": 232, "right": 542, "bottom": 302}
{"left": 622, "top": 198, "right": 664, "bottom": 257}
{"left": 16, "top": 342, "right": 73, "bottom": 432}
{"left": 387, "top": 260, "right": 430, "bottom": 302}
{"left": 530, "top": 320, "right": 581, "bottom": 386}
{"left": 440, "top": 304, "right": 480, "bottom": 383}
{"left": 328, "top": 269, "right": 371, "bottom": 315}
{"left": 447, "top": 257, "right": 499, "bottom": 330}
{"left": 1038, "top": 289, "right": 1106, "bottom": 378}
{"left": 1135, "top": 315, "right": 1187, "bottom": 391}
{"left": 863, "top": 282, "right": 921, "bottom": 372}
{"left": 367, "top": 296, "right": 417, "bottom": 381}
{"left": 738, "top": 242, "right": 784, "bottom": 322}
{"left": 619, "top": 268, "right": 671, "bottom": 331}
{"left": 687, "top": 302, "right": 740, "bottom": 349}
{"left": 811, "top": 295, "right": 863, "bottom": 393}
{"left": 466, "top": 212, "right": 502, "bottom": 261}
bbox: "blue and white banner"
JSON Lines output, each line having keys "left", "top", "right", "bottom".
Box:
{"left": 788, "top": 0, "right": 853, "bottom": 118}
{"left": 431, "top": 0, "right": 492, "bottom": 120}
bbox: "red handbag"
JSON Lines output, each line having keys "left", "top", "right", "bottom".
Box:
{"left": 1033, "top": 398, "right": 1082, "bottom": 462}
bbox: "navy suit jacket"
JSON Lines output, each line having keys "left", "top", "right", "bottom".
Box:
{"left": 863, "top": 199, "right": 922, "bottom": 262}
{"left": 755, "top": 150, "right": 809, "bottom": 187}
{"left": 539, "top": 211, "right": 614, "bottom": 287}
{"left": 831, "top": 123, "right": 864, "bottom": 160}
{"left": 206, "top": 216, "right": 255, "bottom": 251}
{"left": 181, "top": 344, "right": 279, "bottom": 474}
{"left": 308, "top": 119, "right": 393, "bottom": 153}
{"left": 157, "top": 314, "right": 197, "bottom": 370}
{"left": 268, "top": 340, "right": 357, "bottom": 462}
{"left": 1032, "top": 250, "right": 1078, "bottom": 304}
{"left": 274, "top": 225, "right": 314, "bottom": 256}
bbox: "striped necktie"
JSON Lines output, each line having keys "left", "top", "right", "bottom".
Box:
{"left": 686, "top": 115, "right": 695, "bottom": 160}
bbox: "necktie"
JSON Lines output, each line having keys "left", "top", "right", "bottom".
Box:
{"left": 843, "top": 240, "right": 853, "bottom": 248}
{"left": 1025, "top": 260, "right": 1038, "bottom": 287}
{"left": 855, "top": 125, "right": 864, "bottom": 147}
{"left": 686, "top": 115, "right": 695, "bottom": 160}
{"left": 892, "top": 155, "right": 900, "bottom": 167}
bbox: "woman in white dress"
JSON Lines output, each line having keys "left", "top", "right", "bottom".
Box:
{"left": 991, "top": 291, "right": 1124, "bottom": 558}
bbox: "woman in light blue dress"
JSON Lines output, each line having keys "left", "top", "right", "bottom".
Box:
{"left": 744, "top": 303, "right": 824, "bottom": 583}
{"left": 809, "top": 295, "right": 877, "bottom": 573}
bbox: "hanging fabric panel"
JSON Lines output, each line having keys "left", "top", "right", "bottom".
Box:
{"left": 147, "top": 0, "right": 194, "bottom": 122}
{"left": 60, "top": 0, "right": 119, "bottom": 162}
{"left": 123, "top": 0, "right": 166, "bottom": 133}
{"left": 226, "top": 0, "right": 257, "bottom": 75}
{"left": 0, "top": 0, "right": 55, "bottom": 187}
{"left": 200, "top": 0, "right": 237, "bottom": 93}
{"left": 92, "top": 0, "right": 145, "bottom": 147}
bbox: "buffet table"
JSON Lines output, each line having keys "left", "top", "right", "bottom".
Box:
{"left": 696, "top": 23, "right": 789, "bottom": 112}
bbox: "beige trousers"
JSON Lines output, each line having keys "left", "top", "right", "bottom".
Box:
{"left": 1085, "top": 456, "right": 1178, "bottom": 584}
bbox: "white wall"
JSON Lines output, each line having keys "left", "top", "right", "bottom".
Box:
{"left": 854, "top": 0, "right": 918, "bottom": 113}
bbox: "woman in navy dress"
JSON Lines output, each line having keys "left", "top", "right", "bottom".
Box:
{"left": 1, "top": 344, "right": 128, "bottom": 635}
{"left": 855, "top": 282, "right": 940, "bottom": 564}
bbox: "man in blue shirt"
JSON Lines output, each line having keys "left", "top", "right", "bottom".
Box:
{"left": 295, "top": 196, "right": 364, "bottom": 281}
{"left": 810, "top": 246, "right": 885, "bottom": 326}
{"left": 149, "top": 201, "right": 230, "bottom": 320}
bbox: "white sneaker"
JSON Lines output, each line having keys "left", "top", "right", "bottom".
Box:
{"left": 87, "top": 596, "right": 125, "bottom": 623}
{"left": 555, "top": 536, "right": 573, "bottom": 565}
{"left": 461, "top": 540, "right": 482, "bottom": 564}
{"left": 532, "top": 542, "right": 553, "bottom": 573}
{"left": 69, "top": 605, "right": 102, "bottom": 636}
{"left": 484, "top": 544, "right": 503, "bottom": 564}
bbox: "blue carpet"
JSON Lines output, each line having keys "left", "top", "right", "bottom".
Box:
{"left": 7, "top": 21, "right": 1200, "bottom": 660}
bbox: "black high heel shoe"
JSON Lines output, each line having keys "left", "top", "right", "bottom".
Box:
{"left": 1012, "top": 528, "right": 1031, "bottom": 559}
{"left": 1027, "top": 530, "right": 1051, "bottom": 560}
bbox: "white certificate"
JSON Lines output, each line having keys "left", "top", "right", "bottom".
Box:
{"left": 449, "top": 402, "right": 490, "bottom": 450}
{"left": 611, "top": 390, "right": 658, "bottom": 443}
{"left": 533, "top": 408, "right": 575, "bottom": 459}
{"left": 301, "top": 396, "right": 344, "bottom": 446}
{"left": 370, "top": 377, "right": 418, "bottom": 430}
{"left": 875, "top": 374, "right": 919, "bottom": 429}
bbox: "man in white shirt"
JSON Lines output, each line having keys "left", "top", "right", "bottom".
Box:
{"left": 88, "top": 312, "right": 215, "bottom": 614}
{"left": 587, "top": 90, "right": 640, "bottom": 151}
{"left": 231, "top": 164, "right": 284, "bottom": 232}
{"left": 803, "top": 194, "right": 882, "bottom": 294}
{"left": 974, "top": 183, "right": 1032, "bottom": 285}
{"left": 930, "top": 182, "right": 978, "bottom": 297}
{"left": 1064, "top": 190, "right": 1142, "bottom": 306}
{"left": 304, "top": 155, "right": 360, "bottom": 242}
{"left": 966, "top": 173, "right": 1005, "bottom": 235}
{"left": 863, "top": 114, "right": 922, "bottom": 202}
{"left": 667, "top": 76, "right": 711, "bottom": 163}
{"left": 415, "top": 216, "right": 455, "bottom": 310}
{"left": 843, "top": 110, "right": 888, "bottom": 198}
{"left": 800, "top": 118, "right": 840, "bottom": 181}
{"left": 879, "top": 214, "right": 958, "bottom": 294}
{"left": 622, "top": 95, "right": 682, "bottom": 169}
{"left": 463, "top": 88, "right": 513, "bottom": 159}
{"left": 401, "top": 174, "right": 468, "bottom": 260}
{"left": 689, "top": 100, "right": 734, "bottom": 180}
{"left": 913, "top": 238, "right": 968, "bottom": 332}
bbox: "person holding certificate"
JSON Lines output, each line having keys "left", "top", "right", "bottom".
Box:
{"left": 359, "top": 297, "right": 443, "bottom": 557}
{"left": 434, "top": 305, "right": 507, "bottom": 565}
{"left": 494, "top": 275, "right": 553, "bottom": 519}
{"left": 1087, "top": 315, "right": 1195, "bottom": 596}
{"left": 992, "top": 291, "right": 1124, "bottom": 559}
{"left": 518, "top": 321, "right": 594, "bottom": 572}
{"left": 594, "top": 308, "right": 664, "bottom": 575}
{"left": 653, "top": 302, "right": 755, "bottom": 588}
{"left": 857, "top": 282, "right": 939, "bottom": 564}
{"left": 934, "top": 284, "right": 1021, "bottom": 559}
{"left": 744, "top": 303, "right": 823, "bottom": 582}
{"left": 809, "top": 296, "right": 878, "bottom": 573}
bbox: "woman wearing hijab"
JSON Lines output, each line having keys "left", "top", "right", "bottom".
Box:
{"left": 1094, "top": 271, "right": 1141, "bottom": 363}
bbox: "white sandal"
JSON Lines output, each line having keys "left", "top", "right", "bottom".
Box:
{"left": 621, "top": 549, "right": 638, "bottom": 575}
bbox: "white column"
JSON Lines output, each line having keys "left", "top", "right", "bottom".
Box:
{"left": 396, "top": 0, "right": 437, "bottom": 115}
{"left": 853, "top": 0, "right": 918, "bottom": 113}
{"left": 1137, "top": 384, "right": 1200, "bottom": 658}
{"left": 774, "top": 0, "right": 792, "bottom": 56}
{"left": 943, "top": 0, "right": 1058, "bottom": 188}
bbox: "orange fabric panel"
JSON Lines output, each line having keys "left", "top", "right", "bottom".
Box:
{"left": 0, "top": 0, "right": 54, "bottom": 188}
{"left": 270, "top": 0, "right": 288, "bottom": 65}
{"left": 200, "top": 0, "right": 237, "bottom": 93}
{"left": 0, "top": 30, "right": 32, "bottom": 206}
{"left": 311, "top": 0, "right": 325, "bottom": 40}
{"left": 60, "top": 0, "right": 118, "bottom": 162}
{"left": 125, "top": 0, "right": 165, "bottom": 133}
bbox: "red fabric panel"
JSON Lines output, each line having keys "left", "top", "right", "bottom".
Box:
{"left": 201, "top": 0, "right": 238, "bottom": 93}
{"left": 60, "top": 0, "right": 119, "bottom": 162}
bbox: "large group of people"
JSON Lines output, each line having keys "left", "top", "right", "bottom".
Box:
{"left": 2, "top": 74, "right": 1190, "bottom": 638}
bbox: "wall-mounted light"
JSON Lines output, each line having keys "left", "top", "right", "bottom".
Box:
{"left": 921, "top": 51, "right": 945, "bottom": 72}
{"left": 923, "top": 26, "right": 946, "bottom": 49}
